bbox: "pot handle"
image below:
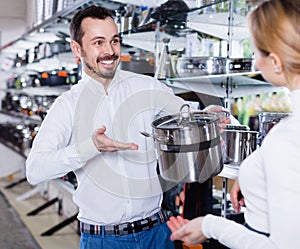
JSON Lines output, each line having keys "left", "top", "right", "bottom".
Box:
{"left": 178, "top": 104, "right": 192, "bottom": 125}
{"left": 140, "top": 131, "right": 166, "bottom": 142}
{"left": 203, "top": 105, "right": 231, "bottom": 116}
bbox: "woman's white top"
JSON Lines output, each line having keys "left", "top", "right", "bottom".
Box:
{"left": 203, "top": 89, "right": 300, "bottom": 249}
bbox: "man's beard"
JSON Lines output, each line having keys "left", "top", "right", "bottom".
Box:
{"left": 82, "top": 51, "right": 119, "bottom": 79}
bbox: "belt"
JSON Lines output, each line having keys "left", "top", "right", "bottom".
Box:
{"left": 80, "top": 210, "right": 168, "bottom": 236}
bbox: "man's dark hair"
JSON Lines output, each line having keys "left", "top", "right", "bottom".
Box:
{"left": 69, "top": 5, "right": 113, "bottom": 45}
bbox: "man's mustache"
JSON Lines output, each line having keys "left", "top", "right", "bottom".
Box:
{"left": 97, "top": 54, "right": 119, "bottom": 62}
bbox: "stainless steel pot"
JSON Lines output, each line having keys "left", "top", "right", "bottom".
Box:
{"left": 225, "top": 58, "right": 256, "bottom": 73}
{"left": 143, "top": 104, "right": 223, "bottom": 183}
{"left": 175, "top": 57, "right": 226, "bottom": 77}
{"left": 258, "top": 112, "right": 289, "bottom": 145}
{"left": 222, "top": 124, "right": 258, "bottom": 165}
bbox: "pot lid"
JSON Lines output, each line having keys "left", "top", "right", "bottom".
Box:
{"left": 152, "top": 104, "right": 219, "bottom": 130}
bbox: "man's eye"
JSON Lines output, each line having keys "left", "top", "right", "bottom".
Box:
{"left": 112, "top": 39, "right": 120, "bottom": 45}
{"left": 95, "top": 41, "right": 103, "bottom": 46}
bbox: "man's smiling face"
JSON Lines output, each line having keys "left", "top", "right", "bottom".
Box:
{"left": 76, "top": 16, "right": 121, "bottom": 83}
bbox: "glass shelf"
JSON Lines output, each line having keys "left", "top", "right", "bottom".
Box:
{"left": 165, "top": 72, "right": 284, "bottom": 98}
{"left": 187, "top": 12, "right": 249, "bottom": 40}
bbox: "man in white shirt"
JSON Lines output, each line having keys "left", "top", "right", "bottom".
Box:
{"left": 26, "top": 5, "right": 185, "bottom": 249}
{"left": 26, "top": 5, "right": 228, "bottom": 249}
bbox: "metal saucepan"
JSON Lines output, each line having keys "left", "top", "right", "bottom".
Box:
{"left": 258, "top": 112, "right": 289, "bottom": 145}
{"left": 225, "top": 58, "right": 256, "bottom": 73}
{"left": 221, "top": 124, "right": 258, "bottom": 165}
{"left": 141, "top": 104, "right": 223, "bottom": 183}
{"left": 175, "top": 57, "right": 227, "bottom": 77}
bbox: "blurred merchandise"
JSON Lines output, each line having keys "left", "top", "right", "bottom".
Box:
{"left": 0, "top": 121, "right": 40, "bottom": 154}
{"left": 231, "top": 90, "right": 292, "bottom": 130}
{"left": 6, "top": 68, "right": 79, "bottom": 90}
{"left": 61, "top": 171, "right": 78, "bottom": 189}
{"left": 1, "top": 91, "right": 57, "bottom": 120}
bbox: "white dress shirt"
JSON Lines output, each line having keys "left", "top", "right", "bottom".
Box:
{"left": 202, "top": 89, "right": 300, "bottom": 249}
{"left": 26, "top": 69, "right": 185, "bottom": 225}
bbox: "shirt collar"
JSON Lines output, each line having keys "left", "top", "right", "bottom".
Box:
{"left": 81, "top": 68, "right": 121, "bottom": 95}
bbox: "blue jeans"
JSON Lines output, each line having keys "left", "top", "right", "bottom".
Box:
{"left": 79, "top": 222, "right": 174, "bottom": 249}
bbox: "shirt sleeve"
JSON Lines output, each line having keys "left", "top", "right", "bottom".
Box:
{"left": 202, "top": 214, "right": 277, "bottom": 249}
{"left": 26, "top": 95, "right": 99, "bottom": 185}
{"left": 152, "top": 79, "right": 186, "bottom": 116}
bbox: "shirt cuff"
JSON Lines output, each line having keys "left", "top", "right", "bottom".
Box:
{"left": 202, "top": 214, "right": 228, "bottom": 240}
{"left": 76, "top": 137, "right": 100, "bottom": 162}
{"left": 202, "top": 214, "right": 214, "bottom": 239}
{"left": 202, "top": 214, "right": 243, "bottom": 241}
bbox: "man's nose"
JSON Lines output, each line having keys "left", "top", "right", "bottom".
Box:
{"left": 103, "top": 41, "right": 114, "bottom": 54}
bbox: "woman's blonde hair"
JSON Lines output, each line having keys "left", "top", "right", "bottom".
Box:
{"left": 248, "top": 0, "right": 300, "bottom": 77}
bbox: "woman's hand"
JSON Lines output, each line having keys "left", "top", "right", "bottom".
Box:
{"left": 92, "top": 125, "right": 138, "bottom": 152}
{"left": 167, "top": 216, "right": 207, "bottom": 245}
{"left": 230, "top": 179, "right": 245, "bottom": 213}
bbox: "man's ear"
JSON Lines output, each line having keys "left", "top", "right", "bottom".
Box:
{"left": 269, "top": 52, "right": 283, "bottom": 73}
{"left": 70, "top": 40, "right": 81, "bottom": 57}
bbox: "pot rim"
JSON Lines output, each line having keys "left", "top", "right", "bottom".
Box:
{"left": 151, "top": 110, "right": 220, "bottom": 130}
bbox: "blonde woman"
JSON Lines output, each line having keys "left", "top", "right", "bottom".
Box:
{"left": 167, "top": 0, "right": 300, "bottom": 248}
